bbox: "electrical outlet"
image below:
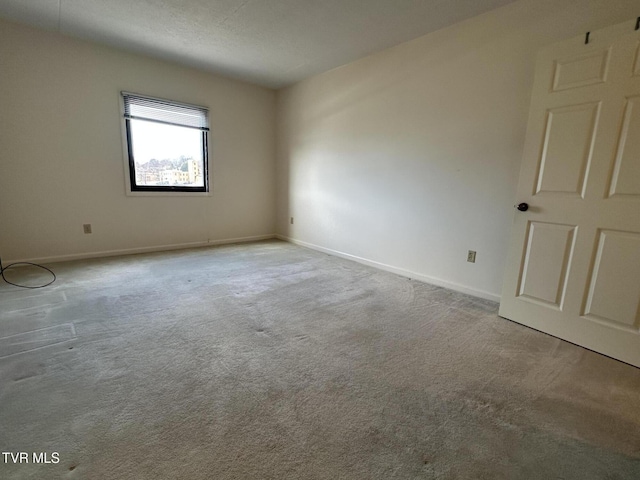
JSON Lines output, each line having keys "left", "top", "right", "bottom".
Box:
{"left": 467, "top": 250, "right": 476, "bottom": 263}
{"left": 290, "top": 217, "right": 294, "bottom": 224}
{"left": 83, "top": 224, "right": 92, "bottom": 234}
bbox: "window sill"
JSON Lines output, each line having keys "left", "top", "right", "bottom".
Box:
{"left": 125, "top": 190, "right": 212, "bottom": 197}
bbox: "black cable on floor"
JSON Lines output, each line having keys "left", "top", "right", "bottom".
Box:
{"left": 0, "top": 255, "right": 56, "bottom": 288}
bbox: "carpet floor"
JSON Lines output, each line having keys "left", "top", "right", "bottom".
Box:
{"left": 0, "top": 240, "right": 639, "bottom": 479}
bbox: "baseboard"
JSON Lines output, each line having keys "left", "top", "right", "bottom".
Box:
{"left": 277, "top": 234, "right": 501, "bottom": 303}
{"left": 9, "top": 233, "right": 500, "bottom": 302}
{"left": 6, "top": 234, "right": 277, "bottom": 265}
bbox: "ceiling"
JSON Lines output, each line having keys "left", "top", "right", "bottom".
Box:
{"left": 0, "top": 0, "right": 518, "bottom": 88}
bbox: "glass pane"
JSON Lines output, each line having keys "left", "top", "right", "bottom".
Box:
{"left": 129, "top": 119, "right": 205, "bottom": 187}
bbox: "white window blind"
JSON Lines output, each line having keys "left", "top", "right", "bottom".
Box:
{"left": 122, "top": 93, "right": 209, "bottom": 131}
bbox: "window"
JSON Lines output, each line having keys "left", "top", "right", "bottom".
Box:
{"left": 122, "top": 92, "right": 209, "bottom": 193}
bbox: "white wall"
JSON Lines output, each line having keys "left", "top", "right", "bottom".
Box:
{"left": 0, "top": 18, "right": 276, "bottom": 263}
{"left": 276, "top": 0, "right": 640, "bottom": 301}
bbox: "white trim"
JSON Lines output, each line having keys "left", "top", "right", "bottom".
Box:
{"left": 125, "top": 190, "right": 213, "bottom": 197}
{"left": 6, "top": 234, "right": 276, "bottom": 265}
{"left": 277, "top": 235, "right": 501, "bottom": 303}
{"left": 9, "top": 233, "right": 500, "bottom": 302}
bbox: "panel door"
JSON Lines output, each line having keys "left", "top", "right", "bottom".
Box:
{"left": 499, "top": 20, "right": 640, "bottom": 367}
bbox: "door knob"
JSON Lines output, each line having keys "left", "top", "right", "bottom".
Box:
{"left": 515, "top": 202, "right": 529, "bottom": 212}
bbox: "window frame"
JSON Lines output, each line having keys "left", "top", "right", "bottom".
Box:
{"left": 121, "top": 92, "right": 210, "bottom": 194}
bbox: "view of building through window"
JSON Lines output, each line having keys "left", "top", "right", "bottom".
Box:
{"left": 129, "top": 119, "right": 205, "bottom": 187}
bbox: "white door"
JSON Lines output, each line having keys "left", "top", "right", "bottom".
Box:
{"left": 499, "top": 19, "right": 640, "bottom": 368}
